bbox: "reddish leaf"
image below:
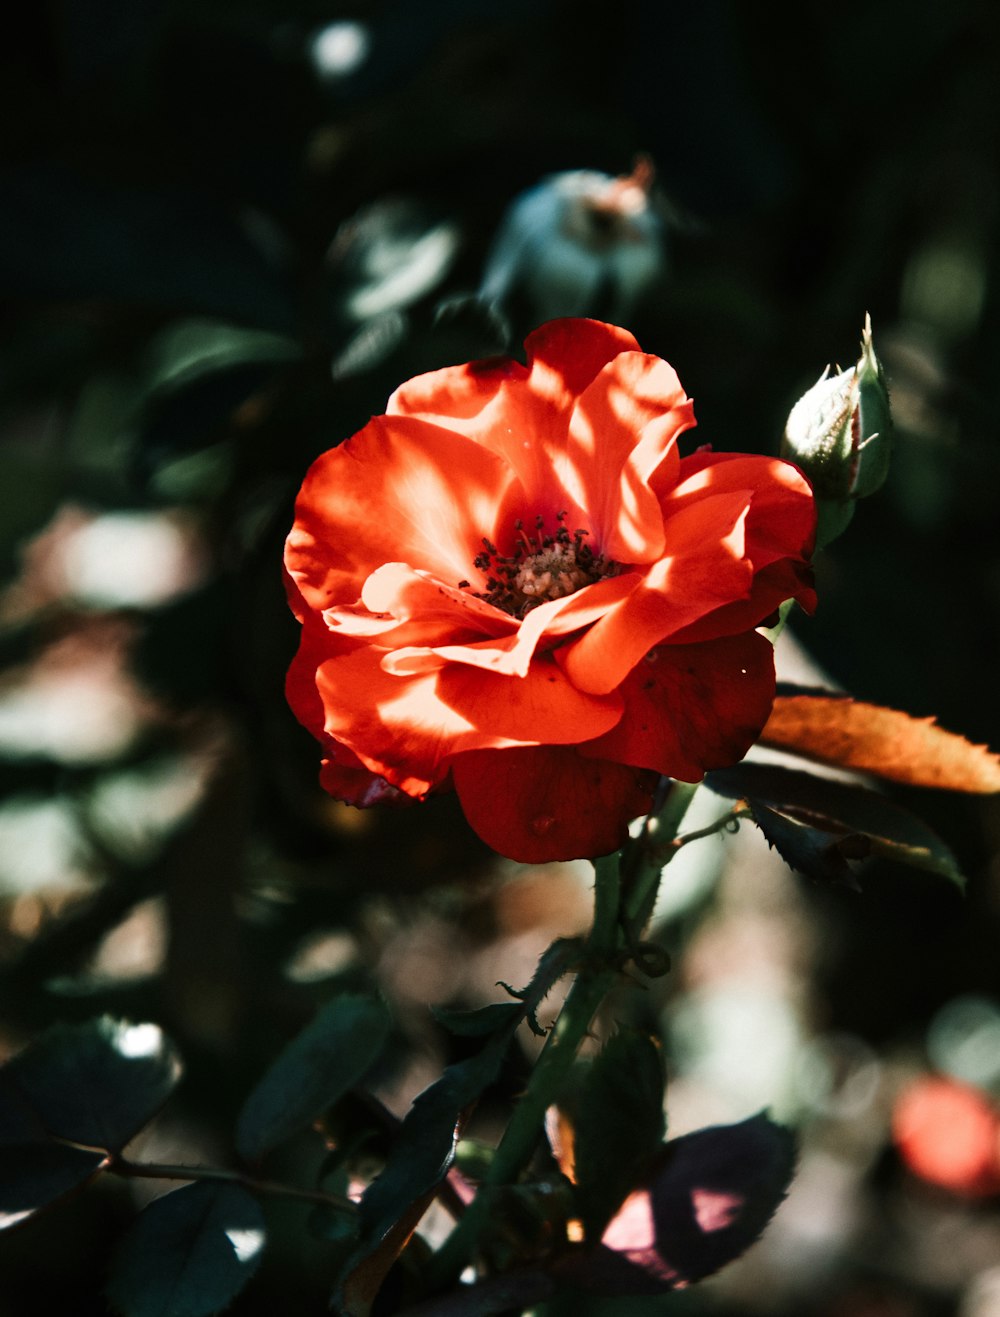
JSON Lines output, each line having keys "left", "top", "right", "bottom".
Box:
{"left": 340, "top": 1191, "right": 436, "bottom": 1317}
{"left": 552, "top": 1114, "right": 796, "bottom": 1295}
{"left": 558, "top": 1029, "right": 666, "bottom": 1241}
{"left": 760, "top": 694, "right": 1000, "bottom": 793}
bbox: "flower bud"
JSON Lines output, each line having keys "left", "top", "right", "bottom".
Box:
{"left": 781, "top": 317, "right": 893, "bottom": 542}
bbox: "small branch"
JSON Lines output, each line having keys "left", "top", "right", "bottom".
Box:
{"left": 109, "top": 1156, "right": 355, "bottom": 1213}
{"left": 672, "top": 803, "right": 750, "bottom": 851}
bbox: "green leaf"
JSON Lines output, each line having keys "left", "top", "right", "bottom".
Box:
{"left": 432, "top": 1002, "right": 524, "bottom": 1037}
{"left": 338, "top": 1016, "right": 521, "bottom": 1315}
{"left": 645, "top": 1113, "right": 796, "bottom": 1283}
{"left": 706, "top": 764, "right": 966, "bottom": 888}
{"left": 567, "top": 1029, "right": 667, "bottom": 1241}
{"left": 0, "top": 1018, "right": 181, "bottom": 1230}
{"left": 749, "top": 805, "right": 868, "bottom": 888}
{"left": 137, "top": 319, "right": 301, "bottom": 470}
{"left": 358, "top": 1030, "right": 511, "bottom": 1243}
{"left": 2, "top": 1017, "right": 182, "bottom": 1153}
{"left": 235, "top": 995, "right": 391, "bottom": 1163}
{"left": 106, "top": 1182, "right": 265, "bottom": 1317}
{"left": 142, "top": 319, "right": 299, "bottom": 399}
{"left": 0, "top": 1135, "right": 107, "bottom": 1231}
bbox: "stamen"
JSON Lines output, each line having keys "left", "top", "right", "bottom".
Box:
{"left": 458, "top": 512, "right": 616, "bottom": 617}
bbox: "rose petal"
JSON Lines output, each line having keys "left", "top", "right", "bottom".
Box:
{"left": 558, "top": 492, "right": 754, "bottom": 695}
{"left": 670, "top": 453, "right": 816, "bottom": 569}
{"left": 388, "top": 319, "right": 641, "bottom": 518}
{"left": 452, "top": 745, "right": 655, "bottom": 862}
{"left": 315, "top": 649, "right": 515, "bottom": 796}
{"left": 667, "top": 557, "right": 816, "bottom": 645}
{"left": 563, "top": 352, "right": 693, "bottom": 563}
{"left": 436, "top": 655, "right": 623, "bottom": 745}
{"left": 582, "top": 632, "right": 776, "bottom": 780}
{"left": 285, "top": 414, "right": 518, "bottom": 613}
{"left": 286, "top": 610, "right": 347, "bottom": 747}
{"left": 360, "top": 562, "right": 515, "bottom": 637}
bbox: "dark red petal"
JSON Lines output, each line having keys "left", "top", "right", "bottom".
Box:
{"left": 319, "top": 753, "right": 417, "bottom": 808}
{"left": 452, "top": 746, "right": 655, "bottom": 863}
{"left": 435, "top": 655, "right": 623, "bottom": 745}
{"left": 581, "top": 632, "right": 776, "bottom": 780}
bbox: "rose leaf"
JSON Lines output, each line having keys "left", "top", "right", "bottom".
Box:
{"left": 236, "top": 993, "right": 392, "bottom": 1164}
{"left": 2, "top": 1017, "right": 182, "bottom": 1155}
{"left": 706, "top": 764, "right": 966, "bottom": 888}
{"left": 105, "top": 1181, "right": 265, "bottom": 1317}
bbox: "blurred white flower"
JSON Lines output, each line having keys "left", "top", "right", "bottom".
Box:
{"left": 3, "top": 504, "right": 206, "bottom": 619}
{"left": 0, "top": 796, "right": 91, "bottom": 895}
{"left": 0, "top": 622, "right": 156, "bottom": 764}
{"left": 479, "top": 160, "right": 666, "bottom": 324}
{"left": 330, "top": 199, "right": 460, "bottom": 322}
{"left": 310, "top": 20, "right": 371, "bottom": 79}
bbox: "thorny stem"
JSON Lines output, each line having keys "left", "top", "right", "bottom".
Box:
{"left": 427, "top": 778, "right": 699, "bottom": 1289}
{"left": 109, "top": 1156, "right": 355, "bottom": 1213}
{"left": 622, "top": 779, "right": 700, "bottom": 938}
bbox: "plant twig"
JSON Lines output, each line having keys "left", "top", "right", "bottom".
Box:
{"left": 109, "top": 1156, "right": 355, "bottom": 1213}
{"left": 672, "top": 803, "right": 750, "bottom": 851}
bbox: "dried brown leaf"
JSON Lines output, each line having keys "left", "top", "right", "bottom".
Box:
{"left": 761, "top": 695, "right": 1000, "bottom": 794}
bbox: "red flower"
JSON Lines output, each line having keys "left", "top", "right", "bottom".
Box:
{"left": 285, "top": 319, "right": 816, "bottom": 862}
{"left": 893, "top": 1076, "right": 1000, "bottom": 1197}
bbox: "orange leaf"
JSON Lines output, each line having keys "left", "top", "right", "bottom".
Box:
{"left": 760, "top": 695, "right": 1000, "bottom": 793}
{"left": 340, "top": 1191, "right": 435, "bottom": 1317}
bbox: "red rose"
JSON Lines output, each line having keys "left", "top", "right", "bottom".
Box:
{"left": 285, "top": 319, "right": 816, "bottom": 862}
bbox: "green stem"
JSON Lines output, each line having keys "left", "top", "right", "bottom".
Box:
{"left": 589, "top": 854, "right": 621, "bottom": 954}
{"left": 623, "top": 779, "right": 699, "bottom": 933}
{"left": 428, "top": 964, "right": 618, "bottom": 1287}
{"left": 673, "top": 803, "right": 750, "bottom": 851}
{"left": 428, "top": 782, "right": 698, "bottom": 1288}
{"left": 427, "top": 858, "right": 623, "bottom": 1288}
{"left": 109, "top": 1157, "right": 354, "bottom": 1213}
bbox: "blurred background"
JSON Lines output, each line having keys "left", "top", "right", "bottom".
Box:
{"left": 2, "top": 0, "right": 1000, "bottom": 1313}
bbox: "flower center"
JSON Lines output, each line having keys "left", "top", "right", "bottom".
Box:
{"left": 459, "top": 512, "right": 615, "bottom": 618}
